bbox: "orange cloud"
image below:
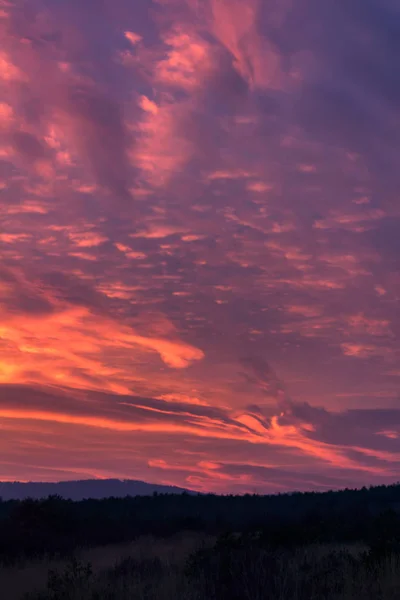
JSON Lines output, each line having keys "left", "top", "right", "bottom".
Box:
{"left": 0, "top": 301, "right": 204, "bottom": 394}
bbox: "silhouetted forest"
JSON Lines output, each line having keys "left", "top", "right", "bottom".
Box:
{"left": 1, "top": 483, "right": 400, "bottom": 564}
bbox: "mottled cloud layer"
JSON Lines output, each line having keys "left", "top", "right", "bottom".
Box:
{"left": 0, "top": 0, "right": 399, "bottom": 492}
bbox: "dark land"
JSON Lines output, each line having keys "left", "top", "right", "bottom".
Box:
{"left": 1, "top": 482, "right": 400, "bottom": 599}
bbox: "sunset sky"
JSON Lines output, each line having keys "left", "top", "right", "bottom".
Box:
{"left": 1, "top": 0, "right": 399, "bottom": 494}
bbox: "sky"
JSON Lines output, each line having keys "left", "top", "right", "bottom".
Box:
{"left": 0, "top": 0, "right": 399, "bottom": 494}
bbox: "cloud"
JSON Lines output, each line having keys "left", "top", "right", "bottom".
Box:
{"left": 133, "top": 96, "right": 195, "bottom": 185}
{"left": 55, "top": 82, "right": 133, "bottom": 202}
{"left": 210, "top": 0, "right": 282, "bottom": 89}
{"left": 280, "top": 400, "right": 400, "bottom": 456}
{"left": 1, "top": 0, "right": 400, "bottom": 492}
{"left": 154, "top": 28, "right": 213, "bottom": 90}
{"left": 1, "top": 384, "right": 398, "bottom": 491}
{"left": 0, "top": 298, "right": 205, "bottom": 393}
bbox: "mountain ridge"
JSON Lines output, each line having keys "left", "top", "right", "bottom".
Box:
{"left": 0, "top": 478, "right": 194, "bottom": 501}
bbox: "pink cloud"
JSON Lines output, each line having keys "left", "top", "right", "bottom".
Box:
{"left": 1, "top": 0, "right": 400, "bottom": 492}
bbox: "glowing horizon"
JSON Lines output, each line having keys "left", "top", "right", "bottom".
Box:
{"left": 0, "top": 0, "right": 399, "bottom": 493}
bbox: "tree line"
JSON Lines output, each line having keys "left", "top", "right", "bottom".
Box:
{"left": 1, "top": 482, "right": 399, "bottom": 563}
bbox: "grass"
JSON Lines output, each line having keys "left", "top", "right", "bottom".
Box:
{"left": 0, "top": 533, "right": 213, "bottom": 600}
{"left": 1, "top": 533, "right": 399, "bottom": 600}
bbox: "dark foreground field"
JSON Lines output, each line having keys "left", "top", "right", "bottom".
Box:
{"left": 1, "top": 483, "right": 400, "bottom": 599}
{"left": 2, "top": 535, "right": 400, "bottom": 600}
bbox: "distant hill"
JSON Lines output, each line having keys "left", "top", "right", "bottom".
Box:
{"left": 0, "top": 479, "right": 193, "bottom": 501}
